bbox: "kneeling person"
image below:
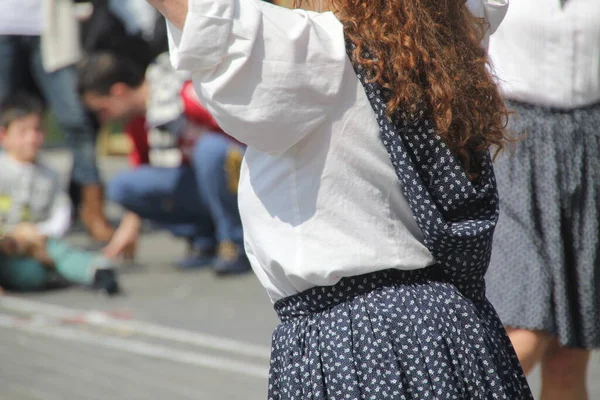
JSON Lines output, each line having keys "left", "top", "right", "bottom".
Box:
{"left": 79, "top": 53, "right": 249, "bottom": 275}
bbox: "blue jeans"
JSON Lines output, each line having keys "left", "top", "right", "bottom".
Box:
{"left": 0, "top": 35, "right": 100, "bottom": 185}
{"left": 107, "top": 133, "right": 244, "bottom": 249}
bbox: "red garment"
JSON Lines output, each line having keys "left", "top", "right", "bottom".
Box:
{"left": 181, "top": 81, "right": 223, "bottom": 133}
{"left": 125, "top": 116, "right": 149, "bottom": 167}
{"left": 125, "top": 81, "right": 226, "bottom": 167}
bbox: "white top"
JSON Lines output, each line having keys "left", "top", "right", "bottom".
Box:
{"left": 489, "top": 0, "right": 600, "bottom": 109}
{"left": 167, "top": 0, "right": 508, "bottom": 301}
{"left": 0, "top": 0, "right": 43, "bottom": 36}
{"left": 0, "top": 154, "right": 71, "bottom": 238}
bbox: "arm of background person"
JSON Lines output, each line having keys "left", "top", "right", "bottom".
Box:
{"left": 36, "top": 192, "right": 72, "bottom": 239}
{"left": 104, "top": 211, "right": 141, "bottom": 259}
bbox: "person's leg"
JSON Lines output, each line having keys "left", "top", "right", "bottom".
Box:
{"left": 191, "top": 133, "right": 249, "bottom": 275}
{"left": 27, "top": 36, "right": 113, "bottom": 241}
{"left": 506, "top": 327, "right": 552, "bottom": 375}
{"left": 540, "top": 338, "right": 590, "bottom": 400}
{"left": 0, "top": 255, "right": 49, "bottom": 291}
{"left": 68, "top": 112, "right": 102, "bottom": 216}
{"left": 0, "top": 35, "right": 24, "bottom": 103}
{"left": 107, "top": 166, "right": 216, "bottom": 266}
{"left": 44, "top": 239, "right": 101, "bottom": 285}
{"left": 43, "top": 238, "right": 120, "bottom": 294}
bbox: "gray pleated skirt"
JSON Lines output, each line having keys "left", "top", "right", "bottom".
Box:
{"left": 486, "top": 100, "right": 600, "bottom": 348}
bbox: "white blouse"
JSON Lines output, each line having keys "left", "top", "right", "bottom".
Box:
{"left": 489, "top": 0, "right": 600, "bottom": 109}
{"left": 168, "top": 0, "right": 509, "bottom": 301}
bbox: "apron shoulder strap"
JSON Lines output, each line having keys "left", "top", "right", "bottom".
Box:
{"left": 344, "top": 36, "right": 499, "bottom": 289}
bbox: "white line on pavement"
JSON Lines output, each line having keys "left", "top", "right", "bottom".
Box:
{"left": 0, "top": 313, "right": 269, "bottom": 379}
{"left": 0, "top": 296, "right": 271, "bottom": 360}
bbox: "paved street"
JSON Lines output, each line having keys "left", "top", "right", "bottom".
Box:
{"left": 0, "top": 150, "right": 598, "bottom": 399}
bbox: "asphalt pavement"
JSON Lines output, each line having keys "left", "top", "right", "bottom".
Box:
{"left": 0, "top": 150, "right": 597, "bottom": 400}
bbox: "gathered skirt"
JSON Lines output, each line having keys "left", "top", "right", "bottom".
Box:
{"left": 268, "top": 268, "right": 532, "bottom": 399}
{"left": 486, "top": 100, "right": 600, "bottom": 348}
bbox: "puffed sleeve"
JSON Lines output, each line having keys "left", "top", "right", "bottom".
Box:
{"left": 167, "top": 0, "right": 347, "bottom": 153}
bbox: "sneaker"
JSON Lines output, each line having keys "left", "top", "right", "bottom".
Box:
{"left": 176, "top": 243, "right": 216, "bottom": 270}
{"left": 213, "top": 241, "right": 252, "bottom": 276}
{"left": 92, "top": 268, "right": 121, "bottom": 296}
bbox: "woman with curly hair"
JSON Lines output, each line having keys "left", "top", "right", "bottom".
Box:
{"left": 147, "top": 0, "right": 533, "bottom": 397}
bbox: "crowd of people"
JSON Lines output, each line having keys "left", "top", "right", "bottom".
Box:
{"left": 0, "top": 0, "right": 598, "bottom": 399}
{"left": 0, "top": 0, "right": 254, "bottom": 296}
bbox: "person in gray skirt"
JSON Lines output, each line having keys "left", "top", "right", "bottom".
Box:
{"left": 485, "top": 1, "right": 600, "bottom": 399}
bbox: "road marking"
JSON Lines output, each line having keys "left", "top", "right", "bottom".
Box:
{"left": 0, "top": 312, "right": 269, "bottom": 379}
{"left": 0, "top": 296, "right": 271, "bottom": 360}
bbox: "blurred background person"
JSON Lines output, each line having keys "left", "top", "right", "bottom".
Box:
{"left": 0, "top": 0, "right": 115, "bottom": 242}
{"left": 0, "top": 93, "right": 120, "bottom": 296}
{"left": 67, "top": 0, "right": 168, "bottom": 215}
{"left": 485, "top": 1, "right": 600, "bottom": 399}
{"left": 78, "top": 53, "right": 250, "bottom": 276}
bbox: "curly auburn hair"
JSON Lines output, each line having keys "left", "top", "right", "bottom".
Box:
{"left": 295, "top": 0, "right": 510, "bottom": 179}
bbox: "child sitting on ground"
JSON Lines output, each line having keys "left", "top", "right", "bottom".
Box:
{"left": 0, "top": 93, "right": 120, "bottom": 295}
